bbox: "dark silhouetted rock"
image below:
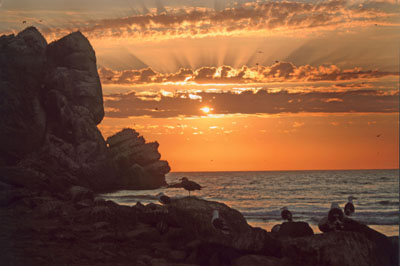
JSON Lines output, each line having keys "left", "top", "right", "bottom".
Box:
{"left": 0, "top": 27, "right": 47, "bottom": 164}
{"left": 107, "top": 128, "right": 170, "bottom": 189}
{"left": 233, "top": 255, "right": 293, "bottom": 266}
{"left": 164, "top": 197, "right": 281, "bottom": 256}
{"left": 0, "top": 27, "right": 170, "bottom": 193}
{"left": 281, "top": 230, "right": 398, "bottom": 266}
{"left": 276, "top": 222, "right": 314, "bottom": 238}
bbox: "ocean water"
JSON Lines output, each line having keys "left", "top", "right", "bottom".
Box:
{"left": 100, "top": 169, "right": 399, "bottom": 236}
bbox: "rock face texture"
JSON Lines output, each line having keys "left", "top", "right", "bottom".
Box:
{"left": 107, "top": 128, "right": 170, "bottom": 189}
{"left": 0, "top": 27, "right": 47, "bottom": 165}
{"left": 0, "top": 27, "right": 169, "bottom": 192}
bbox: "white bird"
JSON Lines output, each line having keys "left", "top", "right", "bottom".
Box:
{"left": 344, "top": 196, "right": 357, "bottom": 216}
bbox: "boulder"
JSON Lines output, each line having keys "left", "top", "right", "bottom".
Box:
{"left": 281, "top": 230, "right": 398, "bottom": 266}
{"left": 164, "top": 197, "right": 281, "bottom": 256}
{"left": 276, "top": 222, "right": 314, "bottom": 238}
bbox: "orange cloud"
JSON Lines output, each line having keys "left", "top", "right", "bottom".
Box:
{"left": 8, "top": 0, "right": 398, "bottom": 41}
{"left": 98, "top": 62, "right": 397, "bottom": 85}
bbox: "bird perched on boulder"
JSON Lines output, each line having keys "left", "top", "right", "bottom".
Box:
{"left": 319, "top": 202, "right": 345, "bottom": 232}
{"left": 211, "top": 210, "right": 230, "bottom": 234}
{"left": 281, "top": 206, "right": 293, "bottom": 222}
{"left": 156, "top": 192, "right": 171, "bottom": 205}
{"left": 344, "top": 196, "right": 357, "bottom": 216}
{"left": 167, "top": 177, "right": 203, "bottom": 196}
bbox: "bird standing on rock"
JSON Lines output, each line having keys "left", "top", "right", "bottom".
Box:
{"left": 344, "top": 196, "right": 357, "bottom": 216}
{"left": 281, "top": 206, "right": 293, "bottom": 222}
{"left": 167, "top": 177, "right": 203, "bottom": 196}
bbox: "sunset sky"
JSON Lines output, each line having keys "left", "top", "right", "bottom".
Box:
{"left": 1, "top": 0, "right": 399, "bottom": 171}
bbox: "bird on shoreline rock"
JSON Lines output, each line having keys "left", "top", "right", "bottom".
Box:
{"left": 344, "top": 196, "right": 357, "bottom": 216}
{"left": 281, "top": 206, "right": 293, "bottom": 222}
{"left": 167, "top": 177, "right": 203, "bottom": 196}
{"left": 319, "top": 202, "right": 345, "bottom": 232}
{"left": 211, "top": 210, "right": 230, "bottom": 234}
{"left": 156, "top": 192, "right": 171, "bottom": 205}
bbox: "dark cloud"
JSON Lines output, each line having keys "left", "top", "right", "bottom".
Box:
{"left": 99, "top": 63, "right": 397, "bottom": 85}
{"left": 104, "top": 89, "right": 399, "bottom": 118}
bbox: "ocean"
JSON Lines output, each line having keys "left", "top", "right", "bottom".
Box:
{"left": 100, "top": 169, "right": 399, "bottom": 236}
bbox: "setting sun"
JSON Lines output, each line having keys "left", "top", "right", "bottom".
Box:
{"left": 200, "top": 106, "right": 212, "bottom": 114}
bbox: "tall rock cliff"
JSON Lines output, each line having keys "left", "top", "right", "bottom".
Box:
{"left": 0, "top": 27, "right": 169, "bottom": 192}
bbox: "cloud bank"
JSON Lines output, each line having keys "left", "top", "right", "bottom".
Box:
{"left": 104, "top": 89, "right": 399, "bottom": 118}
{"left": 99, "top": 62, "right": 397, "bottom": 85}
{"left": 35, "top": 0, "right": 400, "bottom": 40}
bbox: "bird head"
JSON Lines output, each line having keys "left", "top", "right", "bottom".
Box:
{"left": 330, "top": 202, "right": 340, "bottom": 210}
{"left": 348, "top": 196, "right": 357, "bottom": 202}
{"left": 280, "top": 206, "right": 289, "bottom": 211}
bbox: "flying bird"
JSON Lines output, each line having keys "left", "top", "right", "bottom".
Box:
{"left": 344, "top": 196, "right": 357, "bottom": 216}
{"left": 258, "top": 51, "right": 264, "bottom": 53}
{"left": 280, "top": 206, "right": 293, "bottom": 222}
{"left": 22, "top": 21, "right": 26, "bottom": 24}
{"left": 156, "top": 192, "right": 171, "bottom": 205}
{"left": 376, "top": 134, "right": 381, "bottom": 138}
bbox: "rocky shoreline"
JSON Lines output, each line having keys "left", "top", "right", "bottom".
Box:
{"left": 0, "top": 28, "right": 398, "bottom": 266}
{"left": 0, "top": 184, "right": 398, "bottom": 266}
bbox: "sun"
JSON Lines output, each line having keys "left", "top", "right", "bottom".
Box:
{"left": 200, "top": 106, "right": 212, "bottom": 114}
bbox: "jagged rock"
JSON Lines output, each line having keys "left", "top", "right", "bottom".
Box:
{"left": 107, "top": 128, "right": 170, "bottom": 189}
{"left": 46, "top": 31, "right": 104, "bottom": 124}
{"left": 0, "top": 27, "right": 47, "bottom": 164}
{"left": 1, "top": 27, "right": 170, "bottom": 192}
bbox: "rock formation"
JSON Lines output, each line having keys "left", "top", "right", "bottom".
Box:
{"left": 0, "top": 27, "right": 169, "bottom": 192}
{"left": 107, "top": 128, "right": 170, "bottom": 189}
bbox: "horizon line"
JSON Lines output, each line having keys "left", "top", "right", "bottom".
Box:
{"left": 169, "top": 168, "right": 399, "bottom": 173}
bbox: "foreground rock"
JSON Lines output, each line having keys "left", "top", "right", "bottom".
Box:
{"left": 0, "top": 27, "right": 169, "bottom": 192}
{"left": 1, "top": 189, "right": 397, "bottom": 266}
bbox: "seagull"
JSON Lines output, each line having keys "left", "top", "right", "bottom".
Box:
{"left": 156, "top": 192, "right": 171, "bottom": 205}
{"left": 180, "top": 177, "right": 202, "bottom": 196}
{"left": 328, "top": 202, "right": 344, "bottom": 231}
{"left": 280, "top": 206, "right": 293, "bottom": 222}
{"left": 167, "top": 177, "right": 203, "bottom": 196}
{"left": 344, "top": 196, "right": 357, "bottom": 216}
{"left": 211, "top": 210, "right": 229, "bottom": 234}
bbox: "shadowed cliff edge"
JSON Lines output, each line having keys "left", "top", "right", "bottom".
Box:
{"left": 0, "top": 28, "right": 398, "bottom": 266}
